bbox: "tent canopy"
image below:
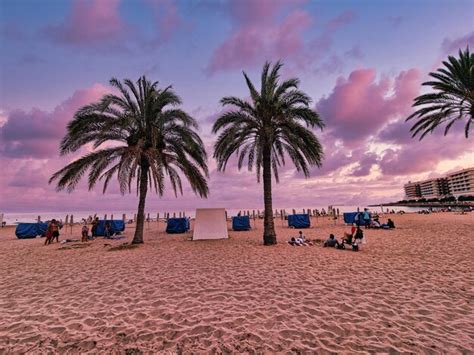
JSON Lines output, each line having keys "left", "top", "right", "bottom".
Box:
{"left": 193, "top": 208, "right": 228, "bottom": 240}
{"left": 166, "top": 218, "right": 190, "bottom": 234}
{"left": 232, "top": 215, "right": 251, "bottom": 231}
{"left": 343, "top": 212, "right": 368, "bottom": 225}
{"left": 94, "top": 220, "right": 125, "bottom": 236}
{"left": 288, "top": 214, "right": 311, "bottom": 228}
{"left": 15, "top": 222, "right": 48, "bottom": 239}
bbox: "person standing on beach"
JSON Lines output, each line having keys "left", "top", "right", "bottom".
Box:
{"left": 44, "top": 222, "right": 53, "bottom": 245}
{"left": 51, "top": 219, "right": 60, "bottom": 243}
{"left": 363, "top": 208, "right": 370, "bottom": 229}
{"left": 91, "top": 217, "right": 99, "bottom": 237}
{"left": 81, "top": 224, "right": 89, "bottom": 242}
{"left": 104, "top": 221, "right": 111, "bottom": 239}
{"left": 45, "top": 219, "right": 60, "bottom": 245}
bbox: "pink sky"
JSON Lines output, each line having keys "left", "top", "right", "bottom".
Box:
{"left": 0, "top": 0, "right": 473, "bottom": 213}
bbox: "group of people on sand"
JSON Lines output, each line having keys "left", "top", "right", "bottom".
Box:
{"left": 81, "top": 217, "right": 112, "bottom": 242}
{"left": 288, "top": 214, "right": 396, "bottom": 251}
{"left": 323, "top": 225, "right": 365, "bottom": 251}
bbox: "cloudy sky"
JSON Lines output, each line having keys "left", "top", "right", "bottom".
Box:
{"left": 0, "top": 0, "right": 473, "bottom": 213}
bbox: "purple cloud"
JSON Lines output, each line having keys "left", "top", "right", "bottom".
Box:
{"left": 441, "top": 31, "right": 474, "bottom": 55}
{"left": 43, "top": 0, "right": 126, "bottom": 47}
{"left": 0, "top": 84, "right": 108, "bottom": 158}
{"left": 316, "top": 68, "right": 421, "bottom": 148}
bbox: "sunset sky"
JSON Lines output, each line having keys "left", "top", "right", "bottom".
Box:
{"left": 1, "top": 0, "right": 473, "bottom": 213}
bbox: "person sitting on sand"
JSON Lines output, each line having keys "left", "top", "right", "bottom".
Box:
{"left": 288, "top": 237, "right": 300, "bottom": 246}
{"left": 387, "top": 218, "right": 395, "bottom": 228}
{"left": 323, "top": 234, "right": 341, "bottom": 248}
{"left": 288, "top": 231, "right": 312, "bottom": 246}
{"left": 371, "top": 219, "right": 381, "bottom": 228}
{"left": 81, "top": 224, "right": 89, "bottom": 243}
{"left": 342, "top": 223, "right": 356, "bottom": 245}
{"left": 354, "top": 226, "right": 364, "bottom": 244}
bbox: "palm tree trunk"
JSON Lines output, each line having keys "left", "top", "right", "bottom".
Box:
{"left": 262, "top": 144, "right": 277, "bottom": 245}
{"left": 132, "top": 162, "right": 149, "bottom": 244}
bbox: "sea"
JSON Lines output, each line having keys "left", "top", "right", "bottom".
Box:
{"left": 0, "top": 205, "right": 422, "bottom": 226}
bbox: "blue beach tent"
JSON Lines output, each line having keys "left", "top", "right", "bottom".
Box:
{"left": 343, "top": 212, "right": 369, "bottom": 225}
{"left": 232, "top": 216, "right": 251, "bottom": 231}
{"left": 288, "top": 214, "right": 311, "bottom": 228}
{"left": 15, "top": 222, "right": 48, "bottom": 239}
{"left": 94, "top": 220, "right": 125, "bottom": 236}
{"left": 166, "top": 217, "right": 190, "bottom": 234}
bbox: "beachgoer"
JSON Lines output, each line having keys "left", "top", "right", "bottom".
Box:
{"left": 44, "top": 222, "right": 53, "bottom": 245}
{"left": 387, "top": 219, "right": 395, "bottom": 228}
{"left": 104, "top": 221, "right": 111, "bottom": 239}
{"left": 343, "top": 231, "right": 353, "bottom": 245}
{"left": 371, "top": 219, "right": 381, "bottom": 228}
{"left": 45, "top": 219, "right": 60, "bottom": 245}
{"left": 363, "top": 208, "right": 370, "bottom": 229}
{"left": 81, "top": 224, "right": 89, "bottom": 242}
{"left": 323, "top": 234, "right": 340, "bottom": 248}
{"left": 354, "top": 226, "right": 364, "bottom": 242}
{"left": 52, "top": 219, "right": 60, "bottom": 242}
{"left": 91, "top": 217, "right": 99, "bottom": 237}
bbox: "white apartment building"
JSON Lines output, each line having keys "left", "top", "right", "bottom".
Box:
{"left": 447, "top": 167, "right": 474, "bottom": 198}
{"left": 403, "top": 167, "right": 473, "bottom": 199}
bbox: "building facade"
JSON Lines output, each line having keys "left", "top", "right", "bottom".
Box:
{"left": 446, "top": 167, "right": 474, "bottom": 198}
{"left": 404, "top": 181, "right": 421, "bottom": 199}
{"left": 404, "top": 167, "right": 474, "bottom": 199}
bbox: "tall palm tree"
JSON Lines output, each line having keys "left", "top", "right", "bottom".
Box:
{"left": 50, "top": 76, "right": 209, "bottom": 244}
{"left": 212, "top": 61, "right": 324, "bottom": 245}
{"left": 407, "top": 47, "right": 474, "bottom": 139}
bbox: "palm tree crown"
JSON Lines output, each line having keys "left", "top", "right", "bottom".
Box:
{"left": 50, "top": 76, "right": 209, "bottom": 243}
{"left": 212, "top": 61, "right": 324, "bottom": 245}
{"left": 407, "top": 47, "right": 474, "bottom": 139}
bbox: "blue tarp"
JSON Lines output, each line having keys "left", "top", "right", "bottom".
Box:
{"left": 166, "top": 218, "right": 190, "bottom": 234}
{"left": 94, "top": 220, "right": 125, "bottom": 236}
{"left": 343, "top": 212, "right": 370, "bottom": 225}
{"left": 232, "top": 216, "right": 251, "bottom": 231}
{"left": 15, "top": 222, "right": 48, "bottom": 239}
{"left": 288, "top": 214, "right": 311, "bottom": 228}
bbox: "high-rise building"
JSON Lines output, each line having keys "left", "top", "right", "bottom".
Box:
{"left": 404, "top": 181, "right": 421, "bottom": 199}
{"left": 418, "top": 178, "right": 448, "bottom": 199}
{"left": 403, "top": 167, "right": 473, "bottom": 199}
{"left": 447, "top": 167, "right": 474, "bottom": 198}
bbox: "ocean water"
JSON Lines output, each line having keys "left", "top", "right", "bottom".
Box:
{"left": 0, "top": 205, "right": 417, "bottom": 226}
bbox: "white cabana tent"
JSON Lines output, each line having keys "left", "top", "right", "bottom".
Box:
{"left": 193, "top": 208, "right": 228, "bottom": 240}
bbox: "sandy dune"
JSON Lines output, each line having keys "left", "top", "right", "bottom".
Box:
{"left": 0, "top": 212, "right": 473, "bottom": 353}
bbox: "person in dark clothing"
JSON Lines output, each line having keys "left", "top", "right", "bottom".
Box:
{"left": 91, "top": 217, "right": 99, "bottom": 237}
{"left": 354, "top": 226, "right": 364, "bottom": 242}
{"left": 104, "top": 221, "right": 111, "bottom": 239}
{"left": 387, "top": 219, "right": 395, "bottom": 228}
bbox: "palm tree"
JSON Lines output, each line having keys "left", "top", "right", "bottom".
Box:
{"left": 407, "top": 47, "right": 474, "bottom": 139}
{"left": 50, "top": 76, "right": 209, "bottom": 244}
{"left": 212, "top": 61, "right": 324, "bottom": 245}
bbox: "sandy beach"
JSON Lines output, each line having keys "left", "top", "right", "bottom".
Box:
{"left": 0, "top": 212, "right": 473, "bottom": 353}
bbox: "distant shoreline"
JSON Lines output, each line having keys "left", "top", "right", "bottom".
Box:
{"left": 370, "top": 202, "right": 474, "bottom": 208}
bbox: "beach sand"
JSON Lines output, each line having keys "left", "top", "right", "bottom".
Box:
{"left": 0, "top": 212, "right": 473, "bottom": 353}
